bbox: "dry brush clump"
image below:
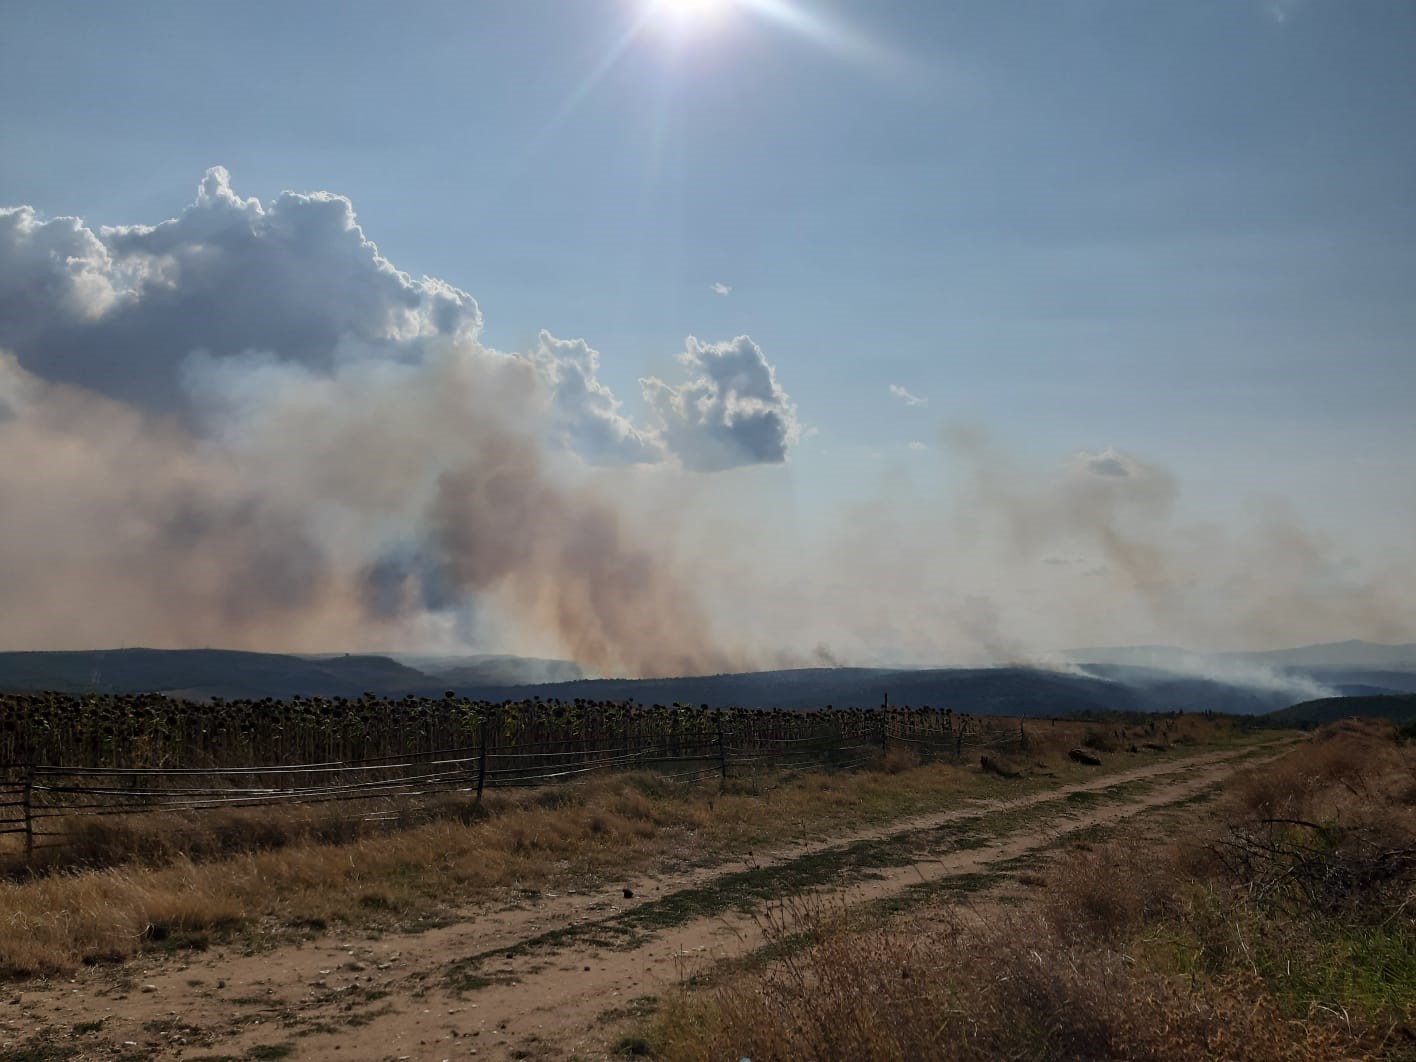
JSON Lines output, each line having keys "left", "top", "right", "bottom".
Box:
{"left": 649, "top": 898, "right": 1349, "bottom": 1062}
{"left": 646, "top": 721, "right": 1415, "bottom": 1061}
{"left": 1038, "top": 723, "right": 1416, "bottom": 1044}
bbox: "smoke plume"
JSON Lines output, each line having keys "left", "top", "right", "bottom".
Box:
{"left": 0, "top": 169, "right": 792, "bottom": 671}
{"left": 1, "top": 170, "right": 1412, "bottom": 675}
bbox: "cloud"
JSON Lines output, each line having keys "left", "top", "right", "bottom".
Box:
{"left": 888, "top": 384, "right": 927, "bottom": 407}
{"left": 528, "top": 331, "right": 662, "bottom": 465}
{"left": 908, "top": 441, "right": 927, "bottom": 451}
{"left": 642, "top": 335, "right": 800, "bottom": 473}
{"left": 0, "top": 167, "right": 796, "bottom": 473}
{"left": 1077, "top": 447, "right": 1144, "bottom": 479}
{"left": 0, "top": 168, "right": 813, "bottom": 670}
{"left": 1, "top": 167, "right": 482, "bottom": 411}
{"left": 711, "top": 282, "right": 732, "bottom": 296}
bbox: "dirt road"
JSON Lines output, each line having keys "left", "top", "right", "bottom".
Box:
{"left": 1, "top": 741, "right": 1289, "bottom": 1061}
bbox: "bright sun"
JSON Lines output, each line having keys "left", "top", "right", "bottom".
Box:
{"left": 651, "top": 0, "right": 736, "bottom": 29}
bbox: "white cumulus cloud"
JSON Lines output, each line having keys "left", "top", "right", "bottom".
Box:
{"left": 0, "top": 166, "right": 798, "bottom": 472}
{"left": 642, "top": 336, "right": 800, "bottom": 473}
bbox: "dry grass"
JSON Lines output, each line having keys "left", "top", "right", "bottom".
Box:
{"left": 643, "top": 720, "right": 1416, "bottom": 1061}
{"left": 878, "top": 745, "right": 919, "bottom": 774}
{"left": 649, "top": 899, "right": 1351, "bottom": 1062}
{"left": 0, "top": 715, "right": 1255, "bottom": 979}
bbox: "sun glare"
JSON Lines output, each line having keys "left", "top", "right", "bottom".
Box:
{"left": 650, "top": 0, "right": 736, "bottom": 31}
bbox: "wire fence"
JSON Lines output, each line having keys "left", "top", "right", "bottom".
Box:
{"left": 0, "top": 705, "right": 1029, "bottom": 862}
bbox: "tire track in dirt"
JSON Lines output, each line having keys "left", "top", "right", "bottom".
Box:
{"left": 378, "top": 743, "right": 1285, "bottom": 1061}
{"left": 3, "top": 740, "right": 1293, "bottom": 1061}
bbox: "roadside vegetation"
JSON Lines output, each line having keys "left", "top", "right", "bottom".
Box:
{"left": 0, "top": 713, "right": 1255, "bottom": 979}
{"left": 642, "top": 719, "right": 1416, "bottom": 1061}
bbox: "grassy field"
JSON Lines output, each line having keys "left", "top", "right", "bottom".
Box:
{"left": 0, "top": 713, "right": 1251, "bottom": 980}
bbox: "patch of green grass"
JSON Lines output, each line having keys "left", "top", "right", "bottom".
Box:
{"left": 244, "top": 1045, "right": 296, "bottom": 1061}
{"left": 1222, "top": 919, "right": 1416, "bottom": 1019}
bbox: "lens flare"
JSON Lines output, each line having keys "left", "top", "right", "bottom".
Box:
{"left": 650, "top": 0, "right": 736, "bottom": 32}
{"left": 655, "top": 0, "right": 733, "bottom": 17}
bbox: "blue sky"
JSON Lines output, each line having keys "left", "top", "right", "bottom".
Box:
{"left": 1, "top": 0, "right": 1414, "bottom": 661}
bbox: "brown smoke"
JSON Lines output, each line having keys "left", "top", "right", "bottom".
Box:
{"left": 0, "top": 355, "right": 373, "bottom": 651}
{"left": 428, "top": 431, "right": 737, "bottom": 678}
{"left": 1, "top": 344, "right": 1410, "bottom": 673}
{"left": 0, "top": 347, "right": 741, "bottom": 675}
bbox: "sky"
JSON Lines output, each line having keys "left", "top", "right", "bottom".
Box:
{"left": 1, "top": 0, "right": 1414, "bottom": 668}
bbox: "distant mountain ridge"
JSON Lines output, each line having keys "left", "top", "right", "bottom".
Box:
{"left": 0, "top": 649, "right": 429, "bottom": 700}
{"left": 8, "top": 642, "right": 1413, "bottom": 716}
{"left": 1267, "top": 693, "right": 1416, "bottom": 727}
{"left": 1064, "top": 640, "right": 1416, "bottom": 673}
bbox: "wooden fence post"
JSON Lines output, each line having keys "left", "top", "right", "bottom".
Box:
{"left": 21, "top": 755, "right": 35, "bottom": 863}
{"left": 475, "top": 714, "right": 489, "bottom": 803}
{"left": 716, "top": 715, "right": 728, "bottom": 789}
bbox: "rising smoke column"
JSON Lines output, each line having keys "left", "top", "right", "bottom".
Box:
{"left": 0, "top": 169, "right": 794, "bottom": 671}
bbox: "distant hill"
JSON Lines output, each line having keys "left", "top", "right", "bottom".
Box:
{"left": 415, "top": 655, "right": 585, "bottom": 687}
{"left": 1066, "top": 640, "right": 1416, "bottom": 674}
{"left": 1228, "top": 640, "right": 1416, "bottom": 671}
{"left": 1075, "top": 664, "right": 1309, "bottom": 715}
{"left": 1298, "top": 670, "right": 1416, "bottom": 695}
{"left": 0, "top": 651, "right": 1180, "bottom": 715}
{"left": 1267, "top": 693, "right": 1416, "bottom": 727}
{"left": 3, "top": 642, "right": 1413, "bottom": 716}
{"left": 0, "top": 649, "right": 429, "bottom": 700}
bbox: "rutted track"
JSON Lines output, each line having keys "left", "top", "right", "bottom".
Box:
{"left": 3, "top": 740, "right": 1293, "bottom": 1061}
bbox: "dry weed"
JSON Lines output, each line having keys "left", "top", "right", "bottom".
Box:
{"left": 0, "top": 716, "right": 1250, "bottom": 978}
{"left": 650, "top": 898, "right": 1356, "bottom": 1061}
{"left": 644, "top": 721, "right": 1414, "bottom": 1062}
